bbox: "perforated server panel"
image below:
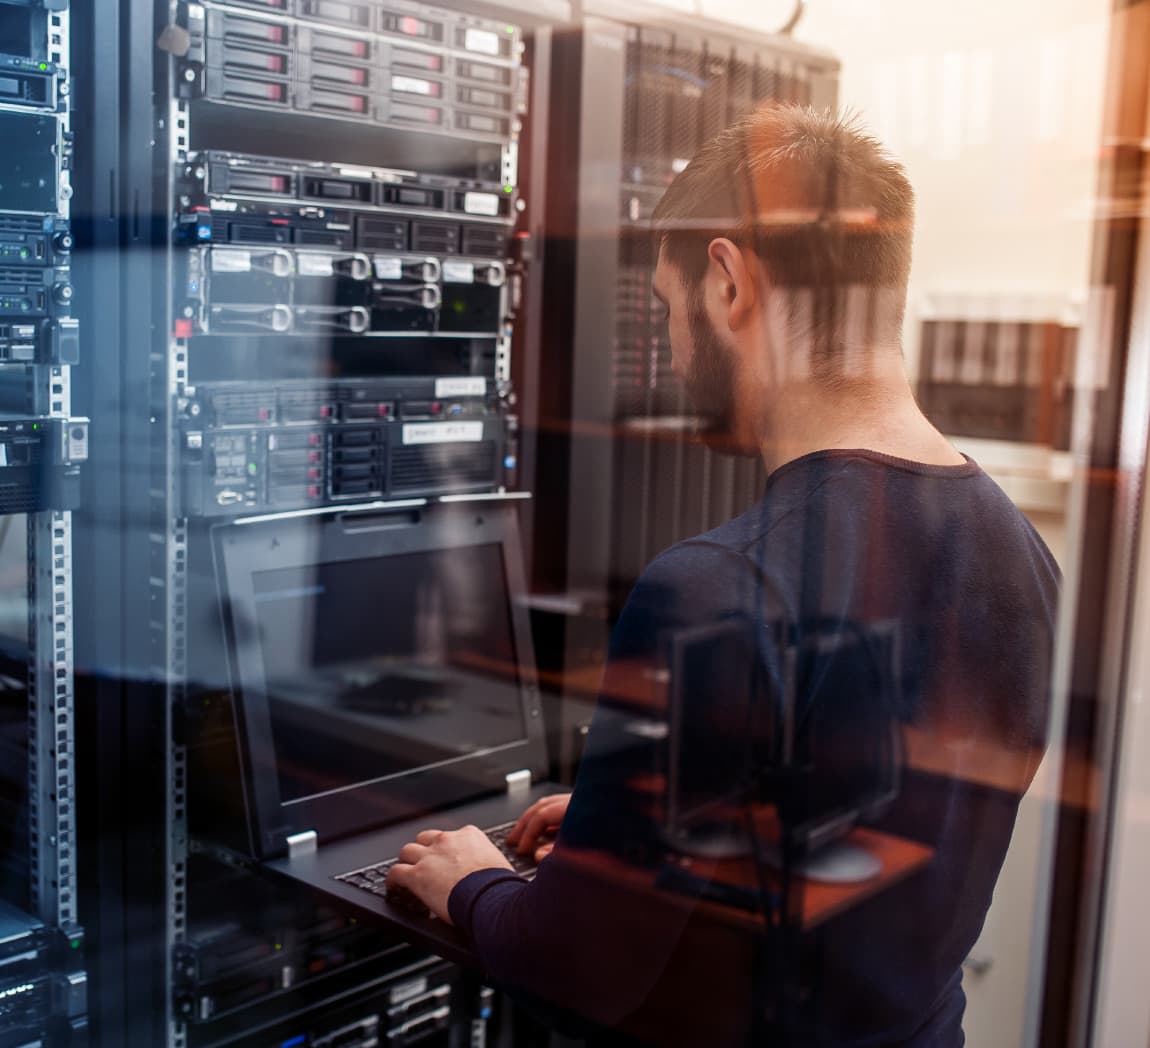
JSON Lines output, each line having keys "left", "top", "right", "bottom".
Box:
{"left": 532, "top": 15, "right": 837, "bottom": 713}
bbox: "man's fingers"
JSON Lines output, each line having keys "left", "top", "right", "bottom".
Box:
{"left": 386, "top": 861, "right": 415, "bottom": 889}
{"left": 506, "top": 803, "right": 544, "bottom": 845}
{"left": 517, "top": 807, "right": 561, "bottom": 854}
{"left": 415, "top": 829, "right": 444, "bottom": 846}
{"left": 397, "top": 841, "right": 428, "bottom": 865}
{"left": 534, "top": 843, "right": 554, "bottom": 863}
{"left": 507, "top": 795, "right": 568, "bottom": 845}
{"left": 510, "top": 800, "right": 568, "bottom": 846}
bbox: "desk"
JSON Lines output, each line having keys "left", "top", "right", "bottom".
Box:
{"left": 538, "top": 655, "right": 1079, "bottom": 806}
{"left": 559, "top": 826, "right": 933, "bottom": 934}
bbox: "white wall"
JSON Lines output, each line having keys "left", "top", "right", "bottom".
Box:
{"left": 791, "top": 0, "right": 1110, "bottom": 382}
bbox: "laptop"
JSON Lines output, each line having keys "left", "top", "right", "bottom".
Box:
{"left": 212, "top": 498, "right": 565, "bottom": 963}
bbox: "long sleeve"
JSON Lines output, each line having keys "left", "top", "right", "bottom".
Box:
{"left": 445, "top": 542, "right": 782, "bottom": 1033}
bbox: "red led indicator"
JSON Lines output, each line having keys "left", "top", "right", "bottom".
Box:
{"left": 377, "top": 404, "right": 388, "bottom": 416}
{"left": 308, "top": 451, "right": 320, "bottom": 463}
{"left": 268, "top": 27, "right": 284, "bottom": 43}
{"left": 319, "top": 406, "right": 331, "bottom": 417}
{"left": 174, "top": 319, "right": 192, "bottom": 339}
{"left": 270, "top": 176, "right": 286, "bottom": 191}
{"left": 258, "top": 408, "right": 270, "bottom": 420}
{"left": 267, "top": 55, "right": 284, "bottom": 72}
{"left": 349, "top": 95, "right": 366, "bottom": 112}
{"left": 308, "top": 485, "right": 320, "bottom": 498}
{"left": 270, "top": 218, "right": 289, "bottom": 225}
{"left": 307, "top": 468, "right": 320, "bottom": 480}
{"left": 352, "top": 41, "right": 367, "bottom": 57}
{"left": 399, "top": 16, "right": 422, "bottom": 35}
{"left": 268, "top": 84, "right": 284, "bottom": 100}
{"left": 350, "top": 69, "right": 366, "bottom": 85}
{"left": 308, "top": 433, "right": 321, "bottom": 446}
{"left": 431, "top": 402, "right": 442, "bottom": 414}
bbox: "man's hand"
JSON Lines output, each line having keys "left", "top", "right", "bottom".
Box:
{"left": 386, "top": 826, "right": 513, "bottom": 923}
{"left": 506, "top": 794, "right": 570, "bottom": 861}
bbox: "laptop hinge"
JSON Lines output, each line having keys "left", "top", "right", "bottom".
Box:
{"left": 505, "top": 769, "right": 532, "bottom": 795}
{"left": 286, "top": 830, "right": 318, "bottom": 859}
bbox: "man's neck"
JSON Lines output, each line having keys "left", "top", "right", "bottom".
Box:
{"left": 752, "top": 368, "right": 965, "bottom": 475}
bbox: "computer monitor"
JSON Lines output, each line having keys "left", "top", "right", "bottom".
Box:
{"left": 664, "top": 616, "right": 903, "bottom": 883}
{"left": 213, "top": 502, "right": 548, "bottom": 859}
{"left": 664, "top": 617, "right": 774, "bottom": 859}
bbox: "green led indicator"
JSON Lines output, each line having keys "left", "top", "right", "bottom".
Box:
{"left": 70, "top": 938, "right": 81, "bottom": 950}
{"left": 503, "top": 185, "right": 513, "bottom": 194}
{"left": 506, "top": 25, "right": 514, "bottom": 33}
{"left": 247, "top": 462, "right": 258, "bottom": 475}
{"left": 32, "top": 423, "right": 38, "bottom": 430}
{"left": 39, "top": 62, "right": 47, "bottom": 71}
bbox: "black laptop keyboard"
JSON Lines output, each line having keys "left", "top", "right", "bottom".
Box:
{"left": 334, "top": 822, "right": 539, "bottom": 912}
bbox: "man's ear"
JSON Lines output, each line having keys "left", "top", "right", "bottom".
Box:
{"left": 706, "top": 238, "right": 757, "bottom": 332}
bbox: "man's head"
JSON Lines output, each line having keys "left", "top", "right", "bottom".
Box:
{"left": 650, "top": 105, "right": 915, "bottom": 453}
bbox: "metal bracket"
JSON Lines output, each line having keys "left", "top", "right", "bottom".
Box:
{"left": 505, "top": 769, "right": 532, "bottom": 794}
{"left": 27, "top": 511, "right": 77, "bottom": 930}
{"left": 287, "top": 830, "right": 318, "bottom": 859}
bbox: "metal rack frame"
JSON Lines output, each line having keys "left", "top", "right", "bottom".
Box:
{"left": 153, "top": 2, "right": 544, "bottom": 1043}
{"left": 12, "top": 2, "right": 89, "bottom": 1039}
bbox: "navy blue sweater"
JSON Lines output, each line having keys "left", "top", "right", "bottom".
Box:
{"left": 450, "top": 450, "right": 1059, "bottom": 1046}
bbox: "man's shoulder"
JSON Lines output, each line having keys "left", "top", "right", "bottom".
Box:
{"left": 627, "top": 531, "right": 784, "bottom": 624}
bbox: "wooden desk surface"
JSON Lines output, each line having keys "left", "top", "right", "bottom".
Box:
{"left": 543, "top": 657, "right": 1086, "bottom": 806}
{"left": 560, "top": 827, "right": 933, "bottom": 935}
{"left": 459, "top": 650, "right": 1092, "bottom": 807}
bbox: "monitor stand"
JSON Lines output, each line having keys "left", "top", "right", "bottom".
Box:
{"left": 795, "top": 841, "right": 882, "bottom": 883}
{"left": 665, "top": 820, "right": 752, "bottom": 860}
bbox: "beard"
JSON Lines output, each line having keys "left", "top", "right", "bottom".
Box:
{"left": 683, "top": 303, "right": 744, "bottom": 454}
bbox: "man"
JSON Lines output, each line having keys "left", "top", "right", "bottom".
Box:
{"left": 387, "top": 106, "right": 1059, "bottom": 1045}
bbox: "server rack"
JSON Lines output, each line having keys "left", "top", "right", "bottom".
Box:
{"left": 91, "top": 0, "right": 566, "bottom": 1044}
{"left": 162, "top": 1, "right": 507, "bottom": 1042}
{"left": 527, "top": 4, "right": 838, "bottom": 772}
{"left": 0, "top": 0, "right": 89, "bottom": 1043}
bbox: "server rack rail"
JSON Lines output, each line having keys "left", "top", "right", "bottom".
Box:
{"left": 0, "top": 0, "right": 89, "bottom": 1042}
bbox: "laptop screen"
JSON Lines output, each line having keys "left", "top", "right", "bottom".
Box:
{"left": 215, "top": 503, "right": 546, "bottom": 856}
{"left": 250, "top": 541, "right": 527, "bottom": 806}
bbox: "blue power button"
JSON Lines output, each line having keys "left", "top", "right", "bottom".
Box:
{"left": 503, "top": 455, "right": 517, "bottom": 470}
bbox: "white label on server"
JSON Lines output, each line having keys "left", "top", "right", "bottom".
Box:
{"left": 463, "top": 191, "right": 500, "bottom": 216}
{"left": 337, "top": 165, "right": 377, "bottom": 179}
{"left": 442, "top": 261, "right": 475, "bottom": 284}
{"left": 374, "top": 256, "right": 403, "bottom": 280}
{"left": 402, "top": 421, "right": 484, "bottom": 445}
{"left": 297, "top": 253, "right": 334, "bottom": 277}
{"left": 392, "top": 977, "right": 429, "bottom": 1005}
{"left": 464, "top": 28, "right": 500, "bottom": 56}
{"left": 436, "top": 377, "right": 487, "bottom": 398}
{"left": 211, "top": 249, "right": 252, "bottom": 273}
{"left": 392, "top": 74, "right": 433, "bottom": 95}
